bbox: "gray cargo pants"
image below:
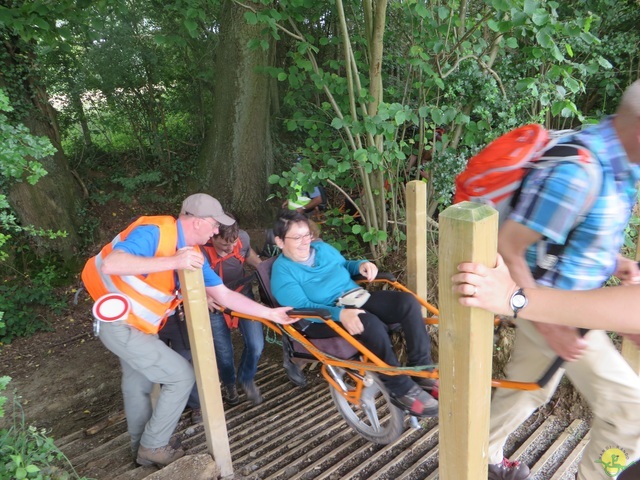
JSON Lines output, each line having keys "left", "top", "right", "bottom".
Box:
{"left": 98, "top": 320, "right": 195, "bottom": 451}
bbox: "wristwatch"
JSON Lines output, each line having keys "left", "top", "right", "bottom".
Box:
{"left": 510, "top": 288, "right": 528, "bottom": 319}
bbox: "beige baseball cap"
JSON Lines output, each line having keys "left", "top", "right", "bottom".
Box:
{"left": 180, "top": 194, "right": 235, "bottom": 226}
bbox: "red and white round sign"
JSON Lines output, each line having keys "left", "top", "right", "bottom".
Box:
{"left": 92, "top": 293, "right": 131, "bottom": 322}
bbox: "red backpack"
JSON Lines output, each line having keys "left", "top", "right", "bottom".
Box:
{"left": 453, "top": 124, "right": 601, "bottom": 226}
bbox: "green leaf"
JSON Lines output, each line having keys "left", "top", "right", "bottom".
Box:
{"left": 394, "top": 110, "right": 406, "bottom": 125}
{"left": 551, "top": 101, "right": 564, "bottom": 116}
{"left": 490, "top": 0, "right": 510, "bottom": 11}
{"left": 32, "top": 16, "right": 50, "bottom": 30}
{"left": 437, "top": 6, "right": 449, "bottom": 19}
{"left": 331, "top": 117, "right": 344, "bottom": 129}
{"left": 244, "top": 11, "right": 258, "bottom": 25}
{"left": 487, "top": 19, "right": 499, "bottom": 32}
{"left": 532, "top": 11, "right": 549, "bottom": 26}
{"left": 184, "top": 19, "right": 197, "bottom": 36}
{"left": 523, "top": 0, "right": 537, "bottom": 15}
{"left": 565, "top": 43, "right": 573, "bottom": 57}
{"left": 414, "top": 3, "right": 429, "bottom": 18}
{"left": 277, "top": 72, "right": 287, "bottom": 81}
{"left": 536, "top": 28, "right": 554, "bottom": 48}
{"left": 597, "top": 56, "right": 613, "bottom": 69}
{"left": 431, "top": 108, "right": 444, "bottom": 124}
{"left": 564, "top": 77, "right": 580, "bottom": 94}
{"left": 506, "top": 37, "right": 518, "bottom": 48}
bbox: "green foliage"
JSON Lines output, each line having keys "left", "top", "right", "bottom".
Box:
{"left": 0, "top": 92, "right": 52, "bottom": 185}
{"left": 0, "top": 262, "right": 67, "bottom": 345}
{"left": 0, "top": 377, "right": 90, "bottom": 480}
{"left": 254, "top": 0, "right": 627, "bottom": 259}
{"left": 0, "top": 89, "right": 67, "bottom": 262}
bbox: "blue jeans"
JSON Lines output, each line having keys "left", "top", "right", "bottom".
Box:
{"left": 159, "top": 311, "right": 264, "bottom": 409}
{"left": 210, "top": 312, "right": 264, "bottom": 386}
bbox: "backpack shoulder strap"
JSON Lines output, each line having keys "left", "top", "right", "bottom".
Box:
{"left": 528, "top": 137, "right": 602, "bottom": 279}
{"left": 534, "top": 138, "right": 602, "bottom": 225}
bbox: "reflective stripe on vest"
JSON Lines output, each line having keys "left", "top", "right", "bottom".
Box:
{"left": 82, "top": 216, "right": 184, "bottom": 334}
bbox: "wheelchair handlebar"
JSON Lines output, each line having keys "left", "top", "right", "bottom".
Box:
{"left": 287, "top": 308, "right": 332, "bottom": 320}
{"left": 352, "top": 272, "right": 397, "bottom": 282}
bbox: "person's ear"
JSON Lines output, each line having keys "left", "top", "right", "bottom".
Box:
{"left": 274, "top": 236, "right": 285, "bottom": 249}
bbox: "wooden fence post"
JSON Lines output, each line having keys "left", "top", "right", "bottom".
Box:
{"left": 179, "top": 269, "right": 233, "bottom": 477}
{"left": 621, "top": 223, "right": 640, "bottom": 374}
{"left": 406, "top": 180, "right": 428, "bottom": 313}
{"left": 438, "top": 201, "right": 498, "bottom": 480}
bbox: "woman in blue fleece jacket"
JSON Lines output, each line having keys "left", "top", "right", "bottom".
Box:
{"left": 271, "top": 210, "right": 438, "bottom": 418}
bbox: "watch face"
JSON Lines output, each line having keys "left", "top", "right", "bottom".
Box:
{"left": 512, "top": 293, "right": 527, "bottom": 309}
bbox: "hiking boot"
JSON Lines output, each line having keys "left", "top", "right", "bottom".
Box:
{"left": 283, "top": 341, "right": 307, "bottom": 387}
{"left": 136, "top": 444, "right": 185, "bottom": 467}
{"left": 390, "top": 384, "right": 438, "bottom": 417}
{"left": 190, "top": 408, "right": 202, "bottom": 424}
{"left": 169, "top": 435, "right": 182, "bottom": 450}
{"left": 283, "top": 358, "right": 307, "bottom": 387}
{"left": 222, "top": 384, "right": 240, "bottom": 406}
{"left": 488, "top": 458, "right": 530, "bottom": 480}
{"left": 413, "top": 376, "right": 437, "bottom": 392}
{"left": 240, "top": 381, "right": 263, "bottom": 405}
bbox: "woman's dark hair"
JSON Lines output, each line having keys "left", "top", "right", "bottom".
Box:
{"left": 273, "top": 209, "right": 309, "bottom": 239}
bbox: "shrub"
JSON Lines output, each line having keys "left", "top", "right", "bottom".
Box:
{"left": 0, "top": 377, "right": 90, "bottom": 480}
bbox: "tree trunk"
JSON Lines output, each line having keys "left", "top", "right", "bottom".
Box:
{"left": 194, "top": 0, "right": 275, "bottom": 226}
{"left": 2, "top": 37, "right": 82, "bottom": 261}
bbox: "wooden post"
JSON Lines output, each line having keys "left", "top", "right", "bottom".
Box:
{"left": 179, "top": 269, "right": 233, "bottom": 477}
{"left": 621, "top": 224, "right": 640, "bottom": 374}
{"left": 438, "top": 201, "right": 498, "bottom": 480}
{"left": 406, "top": 180, "right": 428, "bottom": 313}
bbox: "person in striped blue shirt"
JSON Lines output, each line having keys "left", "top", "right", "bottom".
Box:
{"left": 484, "top": 80, "right": 640, "bottom": 480}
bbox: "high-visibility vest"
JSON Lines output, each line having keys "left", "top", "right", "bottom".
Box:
{"left": 288, "top": 182, "right": 312, "bottom": 210}
{"left": 81, "top": 216, "right": 184, "bottom": 334}
{"left": 202, "top": 239, "right": 246, "bottom": 329}
{"left": 202, "top": 239, "right": 245, "bottom": 279}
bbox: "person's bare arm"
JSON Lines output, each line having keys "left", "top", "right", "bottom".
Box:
{"left": 498, "top": 220, "right": 587, "bottom": 362}
{"left": 206, "top": 284, "right": 296, "bottom": 325}
{"left": 454, "top": 257, "right": 640, "bottom": 334}
{"left": 245, "top": 247, "right": 262, "bottom": 269}
{"left": 302, "top": 195, "right": 323, "bottom": 211}
{"left": 101, "top": 248, "right": 204, "bottom": 276}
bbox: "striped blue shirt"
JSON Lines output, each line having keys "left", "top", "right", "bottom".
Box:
{"left": 509, "top": 117, "right": 640, "bottom": 290}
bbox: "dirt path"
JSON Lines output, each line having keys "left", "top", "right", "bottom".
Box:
{"left": 0, "top": 297, "right": 122, "bottom": 439}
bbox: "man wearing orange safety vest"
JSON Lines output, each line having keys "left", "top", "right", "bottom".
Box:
{"left": 82, "top": 193, "right": 295, "bottom": 468}
{"left": 161, "top": 216, "right": 265, "bottom": 420}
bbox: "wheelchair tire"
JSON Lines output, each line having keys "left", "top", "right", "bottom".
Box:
{"left": 328, "top": 370, "right": 404, "bottom": 445}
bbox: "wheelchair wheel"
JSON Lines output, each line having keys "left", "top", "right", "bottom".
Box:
{"left": 328, "top": 369, "right": 404, "bottom": 445}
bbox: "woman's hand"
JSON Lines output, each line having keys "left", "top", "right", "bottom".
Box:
{"left": 451, "top": 254, "right": 518, "bottom": 316}
{"left": 359, "top": 262, "right": 378, "bottom": 282}
{"left": 339, "top": 308, "right": 365, "bottom": 335}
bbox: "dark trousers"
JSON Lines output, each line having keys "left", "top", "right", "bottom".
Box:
{"left": 302, "top": 290, "right": 433, "bottom": 395}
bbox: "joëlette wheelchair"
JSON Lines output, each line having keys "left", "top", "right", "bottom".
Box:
{"left": 224, "top": 257, "right": 560, "bottom": 445}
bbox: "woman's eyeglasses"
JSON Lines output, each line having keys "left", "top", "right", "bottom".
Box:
{"left": 284, "top": 232, "right": 313, "bottom": 243}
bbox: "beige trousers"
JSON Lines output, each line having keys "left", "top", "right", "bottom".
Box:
{"left": 489, "top": 319, "right": 640, "bottom": 480}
